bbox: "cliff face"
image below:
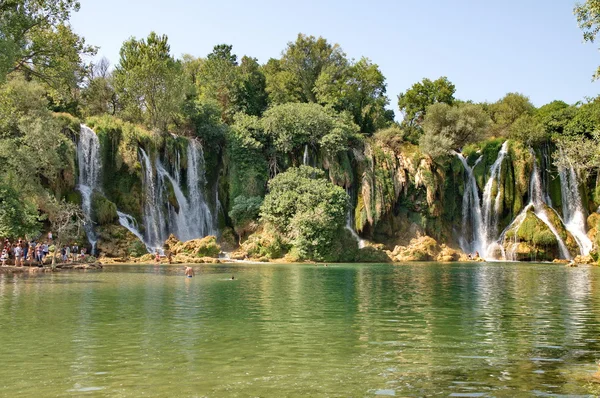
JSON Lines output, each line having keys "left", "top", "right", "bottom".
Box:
{"left": 73, "top": 118, "right": 599, "bottom": 262}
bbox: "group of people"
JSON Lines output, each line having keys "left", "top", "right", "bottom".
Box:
{"left": 0, "top": 235, "right": 86, "bottom": 267}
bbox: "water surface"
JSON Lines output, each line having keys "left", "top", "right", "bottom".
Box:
{"left": 1, "top": 262, "right": 599, "bottom": 397}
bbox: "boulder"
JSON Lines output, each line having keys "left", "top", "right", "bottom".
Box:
{"left": 392, "top": 236, "right": 441, "bottom": 262}
{"left": 96, "top": 224, "right": 143, "bottom": 258}
{"left": 165, "top": 235, "right": 221, "bottom": 258}
{"left": 436, "top": 245, "right": 468, "bottom": 262}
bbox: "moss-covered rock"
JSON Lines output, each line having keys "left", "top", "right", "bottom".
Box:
{"left": 91, "top": 193, "right": 118, "bottom": 225}
{"left": 96, "top": 224, "right": 142, "bottom": 258}
{"left": 436, "top": 245, "right": 468, "bottom": 262}
{"left": 391, "top": 236, "right": 441, "bottom": 262}
{"left": 165, "top": 235, "right": 221, "bottom": 258}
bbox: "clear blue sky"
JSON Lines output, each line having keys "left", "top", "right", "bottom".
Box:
{"left": 71, "top": 0, "right": 599, "bottom": 110}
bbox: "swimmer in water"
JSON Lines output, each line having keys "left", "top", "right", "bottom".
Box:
{"left": 231, "top": 275, "right": 235, "bottom": 280}
{"left": 185, "top": 266, "right": 194, "bottom": 278}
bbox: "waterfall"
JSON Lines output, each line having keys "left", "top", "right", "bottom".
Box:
{"left": 117, "top": 211, "right": 149, "bottom": 250}
{"left": 186, "top": 140, "right": 215, "bottom": 239}
{"left": 303, "top": 144, "right": 309, "bottom": 166}
{"left": 77, "top": 125, "right": 101, "bottom": 254}
{"left": 139, "top": 148, "right": 168, "bottom": 249}
{"left": 456, "top": 153, "right": 485, "bottom": 256}
{"left": 345, "top": 188, "right": 365, "bottom": 249}
{"left": 499, "top": 152, "right": 571, "bottom": 260}
{"left": 481, "top": 141, "right": 509, "bottom": 254}
{"left": 559, "top": 163, "right": 592, "bottom": 256}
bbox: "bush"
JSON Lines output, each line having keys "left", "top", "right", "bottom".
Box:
{"left": 91, "top": 193, "right": 118, "bottom": 225}
{"left": 128, "top": 240, "right": 147, "bottom": 257}
{"left": 260, "top": 166, "right": 349, "bottom": 261}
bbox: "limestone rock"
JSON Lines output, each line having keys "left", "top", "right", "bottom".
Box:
{"left": 436, "top": 245, "right": 468, "bottom": 262}
{"left": 96, "top": 224, "right": 142, "bottom": 258}
{"left": 392, "top": 236, "right": 441, "bottom": 262}
{"left": 165, "top": 235, "right": 221, "bottom": 258}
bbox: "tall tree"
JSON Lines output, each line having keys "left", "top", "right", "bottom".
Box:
{"left": 397, "top": 77, "right": 455, "bottom": 135}
{"left": 266, "top": 34, "right": 348, "bottom": 104}
{"left": 114, "top": 32, "right": 185, "bottom": 131}
{"left": 487, "top": 92, "right": 535, "bottom": 136}
{"left": 575, "top": 0, "right": 600, "bottom": 79}
{"left": 235, "top": 56, "right": 267, "bottom": 117}
{"left": 316, "top": 57, "right": 393, "bottom": 135}
{"left": 0, "top": 0, "right": 95, "bottom": 102}
{"left": 196, "top": 44, "right": 239, "bottom": 122}
{"left": 419, "top": 102, "right": 489, "bottom": 158}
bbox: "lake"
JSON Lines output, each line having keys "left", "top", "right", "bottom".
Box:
{"left": 1, "top": 262, "right": 599, "bottom": 397}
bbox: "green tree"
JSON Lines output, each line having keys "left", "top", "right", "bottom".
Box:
{"left": 235, "top": 56, "right": 267, "bottom": 117}
{"left": 509, "top": 114, "right": 547, "bottom": 145}
{"left": 575, "top": 0, "right": 600, "bottom": 79}
{"left": 81, "top": 57, "right": 117, "bottom": 116}
{"left": 114, "top": 32, "right": 185, "bottom": 131}
{"left": 397, "top": 77, "right": 456, "bottom": 129}
{"left": 266, "top": 34, "right": 348, "bottom": 104}
{"left": 488, "top": 92, "right": 535, "bottom": 136}
{"left": 261, "top": 102, "right": 358, "bottom": 156}
{"left": 0, "top": 0, "right": 95, "bottom": 102}
{"left": 0, "top": 183, "right": 40, "bottom": 238}
{"left": 419, "top": 102, "right": 490, "bottom": 158}
{"left": 316, "top": 57, "right": 393, "bottom": 135}
{"left": 196, "top": 44, "right": 239, "bottom": 122}
{"left": 260, "top": 166, "right": 349, "bottom": 261}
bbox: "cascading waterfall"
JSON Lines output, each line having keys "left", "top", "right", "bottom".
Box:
{"left": 186, "top": 140, "right": 215, "bottom": 238}
{"left": 139, "top": 148, "right": 168, "bottom": 249}
{"left": 559, "top": 162, "right": 592, "bottom": 256}
{"left": 303, "top": 144, "right": 309, "bottom": 166}
{"left": 499, "top": 152, "right": 571, "bottom": 260}
{"left": 139, "top": 140, "right": 215, "bottom": 246}
{"left": 456, "top": 153, "right": 484, "bottom": 256}
{"left": 345, "top": 188, "right": 366, "bottom": 249}
{"left": 77, "top": 125, "right": 101, "bottom": 254}
{"left": 117, "top": 211, "right": 148, "bottom": 249}
{"left": 480, "top": 141, "right": 509, "bottom": 256}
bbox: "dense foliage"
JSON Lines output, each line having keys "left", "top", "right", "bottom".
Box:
{"left": 260, "top": 167, "right": 350, "bottom": 261}
{"left": 1, "top": 1, "right": 600, "bottom": 263}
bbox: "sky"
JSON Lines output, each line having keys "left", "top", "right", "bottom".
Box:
{"left": 70, "top": 0, "right": 600, "bottom": 110}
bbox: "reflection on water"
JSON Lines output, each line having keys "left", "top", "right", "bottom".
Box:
{"left": 1, "top": 263, "right": 600, "bottom": 397}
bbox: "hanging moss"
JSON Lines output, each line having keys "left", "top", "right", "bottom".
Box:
{"left": 91, "top": 193, "right": 118, "bottom": 225}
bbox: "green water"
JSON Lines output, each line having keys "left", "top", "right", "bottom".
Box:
{"left": 1, "top": 262, "right": 599, "bottom": 397}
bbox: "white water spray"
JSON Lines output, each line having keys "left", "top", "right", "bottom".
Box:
{"left": 559, "top": 161, "right": 592, "bottom": 256}
{"left": 77, "top": 125, "right": 101, "bottom": 254}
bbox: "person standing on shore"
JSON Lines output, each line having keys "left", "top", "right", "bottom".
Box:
{"left": 14, "top": 244, "right": 22, "bottom": 267}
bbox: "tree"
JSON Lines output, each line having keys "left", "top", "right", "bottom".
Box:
{"left": 46, "top": 198, "right": 85, "bottom": 266}
{"left": 0, "top": 184, "right": 40, "bottom": 238}
{"left": 266, "top": 34, "right": 348, "bottom": 104}
{"left": 81, "top": 57, "right": 117, "bottom": 116}
{"left": 261, "top": 102, "right": 358, "bottom": 155}
{"left": 0, "top": 0, "right": 95, "bottom": 102}
{"left": 509, "top": 114, "right": 547, "bottom": 145}
{"left": 260, "top": 166, "right": 349, "bottom": 260}
{"left": 114, "top": 32, "right": 185, "bottom": 131}
{"left": 196, "top": 44, "right": 239, "bottom": 122}
{"left": 419, "top": 102, "right": 490, "bottom": 158}
{"left": 397, "top": 77, "right": 455, "bottom": 129}
{"left": 575, "top": 0, "right": 600, "bottom": 79}
{"left": 229, "top": 195, "right": 263, "bottom": 242}
{"left": 316, "top": 57, "right": 393, "bottom": 135}
{"left": 488, "top": 92, "right": 535, "bottom": 136}
{"left": 235, "top": 56, "right": 267, "bottom": 117}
